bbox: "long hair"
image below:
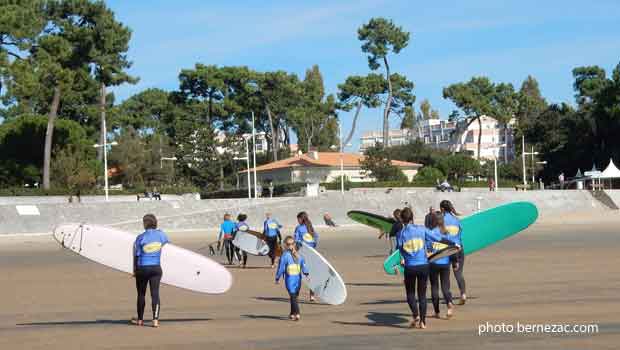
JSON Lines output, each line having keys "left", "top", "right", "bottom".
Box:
{"left": 237, "top": 213, "right": 247, "bottom": 222}
{"left": 283, "top": 235, "right": 298, "bottom": 261}
{"left": 400, "top": 207, "right": 414, "bottom": 224}
{"left": 432, "top": 211, "right": 446, "bottom": 234}
{"left": 297, "top": 211, "right": 315, "bottom": 237}
{"left": 440, "top": 200, "right": 460, "bottom": 216}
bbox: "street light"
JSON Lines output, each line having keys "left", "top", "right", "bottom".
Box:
{"left": 93, "top": 141, "right": 118, "bottom": 201}
{"left": 234, "top": 135, "right": 252, "bottom": 200}
{"left": 332, "top": 123, "right": 353, "bottom": 195}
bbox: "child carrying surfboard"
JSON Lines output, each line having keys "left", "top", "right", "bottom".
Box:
{"left": 427, "top": 211, "right": 455, "bottom": 319}
{"left": 275, "top": 236, "right": 309, "bottom": 321}
{"left": 294, "top": 211, "right": 319, "bottom": 302}
{"left": 263, "top": 212, "right": 283, "bottom": 268}
{"left": 440, "top": 200, "right": 467, "bottom": 305}
{"left": 236, "top": 214, "right": 250, "bottom": 268}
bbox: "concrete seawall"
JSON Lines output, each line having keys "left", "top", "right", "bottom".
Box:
{"left": 0, "top": 188, "right": 612, "bottom": 235}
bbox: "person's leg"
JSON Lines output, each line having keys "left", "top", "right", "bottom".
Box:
{"left": 453, "top": 251, "right": 466, "bottom": 303}
{"left": 135, "top": 269, "right": 148, "bottom": 323}
{"left": 242, "top": 251, "right": 248, "bottom": 267}
{"left": 404, "top": 267, "right": 418, "bottom": 323}
{"left": 267, "top": 237, "right": 276, "bottom": 266}
{"left": 440, "top": 265, "right": 454, "bottom": 316}
{"left": 148, "top": 266, "right": 163, "bottom": 325}
{"left": 429, "top": 264, "right": 440, "bottom": 316}
{"left": 416, "top": 265, "right": 429, "bottom": 327}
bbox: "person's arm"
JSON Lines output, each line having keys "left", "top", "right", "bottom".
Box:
{"left": 426, "top": 228, "right": 455, "bottom": 247}
{"left": 301, "top": 257, "right": 309, "bottom": 276}
{"left": 275, "top": 256, "right": 286, "bottom": 283}
{"left": 133, "top": 239, "right": 140, "bottom": 275}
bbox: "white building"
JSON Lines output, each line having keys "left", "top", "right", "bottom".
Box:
{"left": 359, "top": 116, "right": 516, "bottom": 163}
{"left": 241, "top": 151, "right": 422, "bottom": 185}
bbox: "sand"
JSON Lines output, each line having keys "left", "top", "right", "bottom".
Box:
{"left": 1, "top": 213, "right": 619, "bottom": 350}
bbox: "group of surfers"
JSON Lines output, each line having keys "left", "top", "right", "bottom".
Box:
{"left": 130, "top": 199, "right": 466, "bottom": 330}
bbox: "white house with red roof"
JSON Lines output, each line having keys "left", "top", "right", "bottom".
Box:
{"left": 241, "top": 151, "right": 422, "bottom": 185}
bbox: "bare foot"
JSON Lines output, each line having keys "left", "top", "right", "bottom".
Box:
{"left": 295, "top": 314, "right": 300, "bottom": 321}
{"left": 152, "top": 319, "right": 159, "bottom": 328}
{"left": 289, "top": 315, "right": 296, "bottom": 321}
{"left": 458, "top": 294, "right": 467, "bottom": 305}
{"left": 309, "top": 296, "right": 316, "bottom": 302}
{"left": 429, "top": 313, "right": 440, "bottom": 319}
{"left": 419, "top": 321, "right": 426, "bottom": 329}
{"left": 447, "top": 304, "right": 454, "bottom": 318}
{"left": 130, "top": 318, "right": 144, "bottom": 326}
{"left": 410, "top": 317, "right": 420, "bottom": 328}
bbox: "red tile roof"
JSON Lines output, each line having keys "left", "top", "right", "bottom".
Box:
{"left": 240, "top": 152, "right": 422, "bottom": 173}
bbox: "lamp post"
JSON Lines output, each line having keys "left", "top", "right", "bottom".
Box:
{"left": 93, "top": 141, "right": 118, "bottom": 201}
{"left": 234, "top": 135, "right": 251, "bottom": 200}
{"left": 493, "top": 144, "right": 507, "bottom": 192}
{"left": 523, "top": 145, "right": 539, "bottom": 186}
{"left": 251, "top": 112, "right": 258, "bottom": 199}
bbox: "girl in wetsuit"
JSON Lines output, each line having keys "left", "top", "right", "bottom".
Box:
{"left": 294, "top": 211, "right": 318, "bottom": 302}
{"left": 397, "top": 207, "right": 455, "bottom": 329}
{"left": 218, "top": 213, "right": 236, "bottom": 265}
{"left": 236, "top": 213, "right": 250, "bottom": 268}
{"left": 132, "top": 214, "right": 169, "bottom": 328}
{"left": 275, "top": 235, "right": 309, "bottom": 321}
{"left": 263, "top": 212, "right": 283, "bottom": 268}
{"left": 427, "top": 211, "right": 455, "bottom": 319}
{"left": 440, "top": 199, "right": 467, "bottom": 305}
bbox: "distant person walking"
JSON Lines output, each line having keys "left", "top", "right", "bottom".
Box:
{"left": 440, "top": 200, "right": 467, "bottom": 305}
{"left": 263, "top": 212, "right": 283, "bottom": 268}
{"left": 424, "top": 206, "right": 434, "bottom": 229}
{"left": 558, "top": 173, "right": 565, "bottom": 189}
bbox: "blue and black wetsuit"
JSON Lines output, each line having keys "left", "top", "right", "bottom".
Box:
{"left": 275, "top": 251, "right": 309, "bottom": 316}
{"left": 444, "top": 212, "right": 466, "bottom": 297}
{"left": 133, "top": 229, "right": 169, "bottom": 321}
{"left": 236, "top": 221, "right": 250, "bottom": 267}
{"left": 427, "top": 227, "right": 454, "bottom": 314}
{"left": 263, "top": 218, "right": 282, "bottom": 265}
{"left": 219, "top": 220, "right": 236, "bottom": 265}
{"left": 294, "top": 224, "right": 318, "bottom": 249}
{"left": 397, "top": 224, "right": 453, "bottom": 323}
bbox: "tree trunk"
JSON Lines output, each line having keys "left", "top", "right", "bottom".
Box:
{"left": 265, "top": 105, "right": 278, "bottom": 161}
{"left": 382, "top": 56, "right": 393, "bottom": 148}
{"left": 219, "top": 163, "right": 224, "bottom": 190}
{"left": 42, "top": 85, "right": 61, "bottom": 190}
{"left": 98, "top": 83, "right": 106, "bottom": 162}
{"left": 344, "top": 100, "right": 363, "bottom": 146}
{"left": 476, "top": 116, "right": 482, "bottom": 160}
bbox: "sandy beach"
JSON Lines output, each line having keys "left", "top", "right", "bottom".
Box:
{"left": 1, "top": 212, "right": 619, "bottom": 350}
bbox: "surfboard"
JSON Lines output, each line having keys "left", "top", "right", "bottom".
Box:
{"left": 428, "top": 246, "right": 461, "bottom": 263}
{"left": 381, "top": 202, "right": 538, "bottom": 275}
{"left": 347, "top": 210, "right": 396, "bottom": 232}
{"left": 298, "top": 242, "right": 347, "bottom": 305}
{"left": 232, "top": 230, "right": 270, "bottom": 256}
{"left": 53, "top": 223, "right": 233, "bottom": 294}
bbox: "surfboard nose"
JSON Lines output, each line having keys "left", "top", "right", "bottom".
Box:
{"left": 52, "top": 225, "right": 65, "bottom": 244}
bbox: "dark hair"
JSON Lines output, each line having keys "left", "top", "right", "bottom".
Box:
{"left": 440, "top": 200, "right": 460, "bottom": 216}
{"left": 297, "top": 211, "right": 315, "bottom": 237}
{"left": 237, "top": 213, "right": 247, "bottom": 222}
{"left": 143, "top": 214, "right": 158, "bottom": 230}
{"left": 392, "top": 209, "right": 401, "bottom": 221}
{"left": 283, "top": 235, "right": 299, "bottom": 260}
{"left": 431, "top": 211, "right": 446, "bottom": 233}
{"left": 400, "top": 207, "right": 414, "bottom": 224}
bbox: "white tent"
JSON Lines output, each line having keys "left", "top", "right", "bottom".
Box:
{"left": 600, "top": 158, "right": 620, "bottom": 179}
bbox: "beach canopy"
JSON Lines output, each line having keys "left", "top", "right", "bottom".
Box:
{"left": 600, "top": 159, "right": 620, "bottom": 179}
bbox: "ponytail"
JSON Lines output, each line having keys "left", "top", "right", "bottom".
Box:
{"left": 297, "top": 211, "right": 315, "bottom": 238}
{"left": 440, "top": 200, "right": 460, "bottom": 216}
{"left": 432, "top": 211, "right": 447, "bottom": 234}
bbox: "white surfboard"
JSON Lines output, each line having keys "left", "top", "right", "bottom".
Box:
{"left": 53, "top": 223, "right": 232, "bottom": 294}
{"left": 232, "top": 231, "right": 270, "bottom": 256}
{"left": 298, "top": 243, "right": 347, "bottom": 305}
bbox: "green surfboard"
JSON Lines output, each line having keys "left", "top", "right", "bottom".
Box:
{"left": 352, "top": 202, "right": 537, "bottom": 275}
{"left": 347, "top": 210, "right": 396, "bottom": 233}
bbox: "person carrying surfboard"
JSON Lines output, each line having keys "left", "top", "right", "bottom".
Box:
{"left": 275, "top": 235, "right": 309, "bottom": 321}
{"left": 294, "top": 211, "right": 318, "bottom": 302}
{"left": 263, "top": 212, "right": 283, "bottom": 268}
{"left": 236, "top": 214, "right": 250, "bottom": 268}
{"left": 396, "top": 207, "right": 456, "bottom": 329}
{"left": 378, "top": 209, "right": 402, "bottom": 254}
{"left": 218, "top": 213, "right": 237, "bottom": 265}
{"left": 132, "top": 214, "right": 169, "bottom": 328}
{"left": 440, "top": 200, "right": 467, "bottom": 305}
{"left": 427, "top": 211, "right": 455, "bottom": 319}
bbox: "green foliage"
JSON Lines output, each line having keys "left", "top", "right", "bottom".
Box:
{"left": 51, "top": 145, "right": 98, "bottom": 190}
{"left": 437, "top": 153, "right": 481, "bottom": 180}
{"left": 115, "top": 88, "right": 170, "bottom": 133}
{"left": 0, "top": 114, "right": 89, "bottom": 186}
{"left": 400, "top": 105, "right": 415, "bottom": 129}
{"left": 360, "top": 145, "right": 408, "bottom": 182}
{"left": 357, "top": 17, "right": 410, "bottom": 70}
{"left": 384, "top": 139, "right": 450, "bottom": 168}
{"left": 414, "top": 166, "right": 444, "bottom": 184}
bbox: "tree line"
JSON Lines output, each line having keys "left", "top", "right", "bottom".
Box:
{"left": 1, "top": 1, "right": 618, "bottom": 192}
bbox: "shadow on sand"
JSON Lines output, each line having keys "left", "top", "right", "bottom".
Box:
{"left": 333, "top": 311, "right": 410, "bottom": 329}
{"left": 17, "top": 318, "right": 212, "bottom": 327}
{"left": 346, "top": 282, "right": 401, "bottom": 288}
{"left": 241, "top": 314, "right": 290, "bottom": 321}
{"left": 253, "top": 296, "right": 327, "bottom": 306}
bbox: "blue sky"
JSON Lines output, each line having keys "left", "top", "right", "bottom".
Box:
{"left": 107, "top": 0, "right": 620, "bottom": 149}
